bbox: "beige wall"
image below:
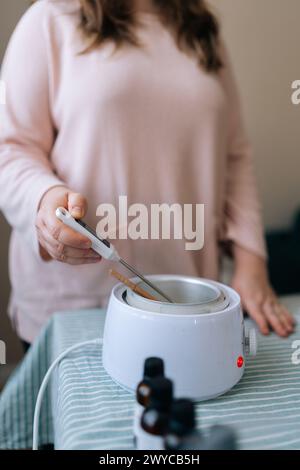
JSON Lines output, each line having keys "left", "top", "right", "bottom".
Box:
{"left": 0, "top": 0, "right": 300, "bottom": 365}
{"left": 0, "top": 1, "right": 27, "bottom": 58}
{"left": 210, "top": 0, "right": 300, "bottom": 229}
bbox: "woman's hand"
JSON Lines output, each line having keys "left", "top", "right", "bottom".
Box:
{"left": 232, "top": 246, "right": 295, "bottom": 337}
{"left": 36, "top": 186, "right": 102, "bottom": 265}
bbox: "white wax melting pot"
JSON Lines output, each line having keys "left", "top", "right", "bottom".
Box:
{"left": 55, "top": 208, "right": 257, "bottom": 401}
{"left": 103, "top": 275, "right": 257, "bottom": 401}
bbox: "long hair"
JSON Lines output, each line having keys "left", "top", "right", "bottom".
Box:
{"left": 79, "top": 0, "right": 222, "bottom": 71}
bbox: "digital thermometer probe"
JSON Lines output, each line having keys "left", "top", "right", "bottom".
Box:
{"left": 55, "top": 207, "right": 173, "bottom": 303}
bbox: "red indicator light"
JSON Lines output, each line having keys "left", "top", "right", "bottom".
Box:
{"left": 237, "top": 356, "right": 244, "bottom": 368}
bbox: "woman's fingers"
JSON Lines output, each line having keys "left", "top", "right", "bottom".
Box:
{"left": 54, "top": 253, "right": 100, "bottom": 265}
{"left": 232, "top": 271, "right": 295, "bottom": 337}
{"left": 36, "top": 224, "right": 101, "bottom": 264}
{"left": 40, "top": 241, "right": 101, "bottom": 265}
{"left": 38, "top": 188, "right": 91, "bottom": 248}
{"left": 246, "top": 297, "right": 295, "bottom": 337}
{"left": 36, "top": 187, "right": 97, "bottom": 265}
{"left": 244, "top": 299, "right": 270, "bottom": 335}
{"left": 39, "top": 244, "right": 52, "bottom": 262}
{"left": 68, "top": 192, "right": 88, "bottom": 219}
{"left": 281, "top": 305, "right": 296, "bottom": 326}
{"left": 274, "top": 304, "right": 295, "bottom": 333}
{"left": 38, "top": 223, "right": 98, "bottom": 258}
{"left": 263, "top": 300, "right": 290, "bottom": 337}
{"left": 47, "top": 216, "right": 91, "bottom": 249}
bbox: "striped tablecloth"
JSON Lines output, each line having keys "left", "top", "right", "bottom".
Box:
{"left": 1, "top": 297, "right": 300, "bottom": 450}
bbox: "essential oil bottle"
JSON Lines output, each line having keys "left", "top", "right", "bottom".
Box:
{"left": 165, "top": 400, "right": 237, "bottom": 450}
{"left": 195, "top": 425, "right": 237, "bottom": 450}
{"left": 164, "top": 399, "right": 200, "bottom": 450}
{"left": 136, "top": 377, "right": 173, "bottom": 450}
{"left": 133, "top": 357, "right": 165, "bottom": 441}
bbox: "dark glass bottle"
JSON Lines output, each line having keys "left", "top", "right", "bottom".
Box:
{"left": 164, "top": 399, "right": 200, "bottom": 450}
{"left": 133, "top": 357, "right": 164, "bottom": 440}
{"left": 165, "top": 400, "right": 237, "bottom": 450}
{"left": 194, "top": 425, "right": 237, "bottom": 450}
{"left": 137, "top": 377, "right": 173, "bottom": 450}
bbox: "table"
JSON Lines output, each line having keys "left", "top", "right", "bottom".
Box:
{"left": 1, "top": 297, "right": 300, "bottom": 450}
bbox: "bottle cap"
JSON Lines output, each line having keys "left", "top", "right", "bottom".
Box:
{"left": 148, "top": 377, "right": 173, "bottom": 410}
{"left": 143, "top": 357, "right": 164, "bottom": 380}
{"left": 168, "top": 399, "right": 196, "bottom": 435}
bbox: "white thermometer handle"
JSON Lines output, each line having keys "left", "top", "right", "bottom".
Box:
{"left": 55, "top": 207, "right": 120, "bottom": 261}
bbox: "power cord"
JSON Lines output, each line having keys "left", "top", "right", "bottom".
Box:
{"left": 32, "top": 338, "right": 103, "bottom": 450}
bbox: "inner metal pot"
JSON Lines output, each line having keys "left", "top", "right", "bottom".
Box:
{"left": 125, "top": 275, "right": 230, "bottom": 314}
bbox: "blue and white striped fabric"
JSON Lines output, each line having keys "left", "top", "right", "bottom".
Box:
{"left": 1, "top": 297, "right": 300, "bottom": 450}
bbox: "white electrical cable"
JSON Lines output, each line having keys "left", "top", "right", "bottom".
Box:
{"left": 32, "top": 338, "right": 103, "bottom": 450}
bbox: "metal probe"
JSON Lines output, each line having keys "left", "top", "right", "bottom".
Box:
{"left": 56, "top": 207, "right": 174, "bottom": 303}
{"left": 119, "top": 259, "right": 173, "bottom": 303}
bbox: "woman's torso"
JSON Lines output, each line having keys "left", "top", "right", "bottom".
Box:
{"left": 9, "top": 0, "right": 230, "bottom": 341}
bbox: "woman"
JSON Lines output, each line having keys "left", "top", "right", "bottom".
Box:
{"left": 0, "top": 0, "right": 294, "bottom": 348}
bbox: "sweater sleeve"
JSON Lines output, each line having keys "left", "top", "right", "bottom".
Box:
{"left": 219, "top": 43, "right": 267, "bottom": 260}
{"left": 0, "top": 2, "right": 65, "bottom": 256}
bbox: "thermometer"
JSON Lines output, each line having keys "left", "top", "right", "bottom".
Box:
{"left": 56, "top": 207, "right": 173, "bottom": 303}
